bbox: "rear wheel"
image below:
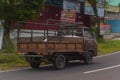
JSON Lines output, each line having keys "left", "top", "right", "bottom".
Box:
{"left": 29, "top": 62, "right": 40, "bottom": 69}
{"left": 25, "top": 53, "right": 41, "bottom": 69}
{"left": 53, "top": 54, "right": 66, "bottom": 69}
{"left": 83, "top": 52, "right": 93, "bottom": 64}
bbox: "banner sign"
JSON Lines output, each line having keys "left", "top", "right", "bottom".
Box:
{"left": 97, "top": 8, "right": 104, "bottom": 17}
{"left": 61, "top": 10, "right": 76, "bottom": 23}
{"left": 85, "top": 1, "right": 104, "bottom": 17}
{"left": 61, "top": 0, "right": 81, "bottom": 23}
{"left": 85, "top": 6, "right": 94, "bottom": 15}
{"left": 105, "top": 5, "right": 119, "bottom": 12}
{"left": 63, "top": 0, "right": 81, "bottom": 13}
{"left": 100, "top": 24, "right": 110, "bottom": 35}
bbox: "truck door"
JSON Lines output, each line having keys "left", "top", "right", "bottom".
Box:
{"left": 83, "top": 28, "right": 97, "bottom": 56}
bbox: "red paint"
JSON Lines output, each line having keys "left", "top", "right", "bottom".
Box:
{"left": 23, "top": 4, "right": 91, "bottom": 30}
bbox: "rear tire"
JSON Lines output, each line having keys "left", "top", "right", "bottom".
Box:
{"left": 29, "top": 62, "right": 40, "bottom": 69}
{"left": 25, "top": 53, "right": 41, "bottom": 69}
{"left": 83, "top": 52, "right": 93, "bottom": 64}
{"left": 53, "top": 54, "right": 66, "bottom": 69}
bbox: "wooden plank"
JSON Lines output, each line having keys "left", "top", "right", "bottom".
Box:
{"left": 18, "top": 37, "right": 84, "bottom": 55}
{"left": 55, "top": 43, "right": 67, "bottom": 50}
{"left": 28, "top": 43, "right": 37, "bottom": 49}
{"left": 19, "top": 44, "right": 27, "bottom": 49}
{"left": 38, "top": 43, "right": 46, "bottom": 49}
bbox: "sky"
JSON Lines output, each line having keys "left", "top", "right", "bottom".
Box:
{"left": 107, "top": 0, "right": 120, "bottom": 6}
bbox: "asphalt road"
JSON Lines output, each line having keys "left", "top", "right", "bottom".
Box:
{"left": 0, "top": 52, "right": 120, "bottom": 80}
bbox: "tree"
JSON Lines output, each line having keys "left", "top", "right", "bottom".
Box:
{"left": 0, "top": 0, "right": 46, "bottom": 52}
{"left": 86, "top": 0, "right": 101, "bottom": 37}
{"left": 87, "top": 0, "right": 109, "bottom": 38}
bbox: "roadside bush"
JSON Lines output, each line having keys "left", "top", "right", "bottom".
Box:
{"left": 0, "top": 51, "right": 28, "bottom": 70}
{"left": 0, "top": 54, "right": 25, "bottom": 63}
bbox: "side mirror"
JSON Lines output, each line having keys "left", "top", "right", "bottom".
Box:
{"left": 92, "top": 32, "right": 96, "bottom": 39}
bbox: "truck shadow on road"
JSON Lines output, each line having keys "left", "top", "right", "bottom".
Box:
{"left": 26, "top": 61, "right": 97, "bottom": 72}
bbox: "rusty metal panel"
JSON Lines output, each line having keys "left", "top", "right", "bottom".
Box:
{"left": 48, "top": 43, "right": 55, "bottom": 50}
{"left": 28, "top": 43, "right": 37, "bottom": 49}
{"left": 38, "top": 43, "right": 46, "bottom": 49}
{"left": 19, "top": 44, "right": 27, "bottom": 49}
{"left": 55, "top": 43, "right": 67, "bottom": 50}
{"left": 67, "top": 43, "right": 75, "bottom": 50}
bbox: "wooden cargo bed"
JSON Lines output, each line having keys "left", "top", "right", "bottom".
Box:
{"left": 17, "top": 37, "right": 84, "bottom": 55}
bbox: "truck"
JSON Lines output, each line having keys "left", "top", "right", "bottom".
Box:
{"left": 17, "top": 21, "right": 97, "bottom": 69}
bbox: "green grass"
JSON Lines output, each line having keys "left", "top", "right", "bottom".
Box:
{"left": 98, "top": 40, "right": 120, "bottom": 55}
{"left": 0, "top": 53, "right": 29, "bottom": 70}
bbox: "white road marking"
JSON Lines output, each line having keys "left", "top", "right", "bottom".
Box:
{"left": 84, "top": 64, "right": 120, "bottom": 74}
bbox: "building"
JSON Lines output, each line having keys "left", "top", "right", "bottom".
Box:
{"left": 105, "top": 5, "right": 120, "bottom": 33}
{"left": 24, "top": 0, "right": 91, "bottom": 30}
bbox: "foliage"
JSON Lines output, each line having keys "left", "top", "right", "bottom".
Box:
{"left": 0, "top": 0, "right": 46, "bottom": 52}
{"left": 92, "top": 26, "right": 99, "bottom": 36}
{"left": 0, "top": 0, "right": 45, "bottom": 21}
{"left": 0, "top": 53, "right": 28, "bottom": 70}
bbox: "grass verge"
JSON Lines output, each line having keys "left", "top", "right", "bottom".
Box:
{"left": 0, "top": 53, "right": 29, "bottom": 71}
{"left": 98, "top": 40, "right": 120, "bottom": 55}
